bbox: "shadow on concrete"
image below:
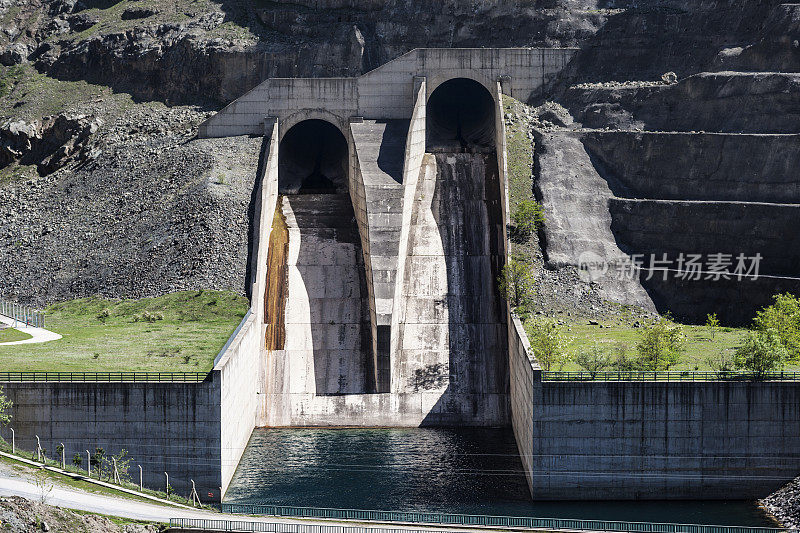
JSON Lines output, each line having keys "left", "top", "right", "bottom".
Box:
{"left": 376, "top": 120, "right": 408, "bottom": 183}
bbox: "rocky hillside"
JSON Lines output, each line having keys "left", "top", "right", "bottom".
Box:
{"left": 0, "top": 0, "right": 798, "bottom": 310}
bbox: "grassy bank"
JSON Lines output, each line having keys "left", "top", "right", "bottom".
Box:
{"left": 0, "top": 327, "right": 33, "bottom": 343}
{"left": 0, "top": 291, "right": 248, "bottom": 372}
{"left": 541, "top": 319, "right": 800, "bottom": 372}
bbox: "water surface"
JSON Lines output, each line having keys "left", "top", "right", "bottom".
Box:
{"left": 225, "top": 428, "right": 775, "bottom": 527}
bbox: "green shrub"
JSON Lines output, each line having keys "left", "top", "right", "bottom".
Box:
{"left": 705, "top": 349, "right": 735, "bottom": 378}
{"left": 734, "top": 329, "right": 788, "bottom": 378}
{"left": 611, "top": 342, "right": 637, "bottom": 371}
{"left": 524, "top": 318, "right": 572, "bottom": 371}
{"left": 753, "top": 293, "right": 800, "bottom": 360}
{"left": 96, "top": 308, "right": 110, "bottom": 323}
{"left": 574, "top": 344, "right": 613, "bottom": 378}
{"left": 512, "top": 200, "right": 545, "bottom": 241}
{"left": 497, "top": 258, "right": 535, "bottom": 313}
{"left": 635, "top": 318, "right": 685, "bottom": 371}
{"left": 0, "top": 386, "right": 11, "bottom": 426}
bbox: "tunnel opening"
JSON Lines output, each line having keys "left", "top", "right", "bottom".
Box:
{"left": 426, "top": 78, "right": 496, "bottom": 153}
{"left": 279, "top": 119, "right": 348, "bottom": 194}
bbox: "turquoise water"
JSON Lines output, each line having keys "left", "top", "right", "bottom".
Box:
{"left": 224, "top": 428, "right": 776, "bottom": 527}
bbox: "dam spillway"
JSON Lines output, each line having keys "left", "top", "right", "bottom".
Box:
{"left": 392, "top": 152, "right": 507, "bottom": 420}
{"left": 260, "top": 73, "right": 509, "bottom": 426}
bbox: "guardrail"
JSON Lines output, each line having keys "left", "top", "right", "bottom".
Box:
{"left": 0, "top": 300, "right": 45, "bottom": 328}
{"left": 542, "top": 371, "right": 800, "bottom": 382}
{"left": 0, "top": 372, "right": 210, "bottom": 383}
{"left": 216, "top": 504, "right": 787, "bottom": 533}
{"left": 170, "top": 518, "right": 457, "bottom": 533}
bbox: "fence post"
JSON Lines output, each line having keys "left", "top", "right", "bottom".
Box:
{"left": 10, "top": 428, "right": 14, "bottom": 454}
{"left": 86, "top": 450, "right": 91, "bottom": 478}
{"left": 61, "top": 443, "right": 65, "bottom": 470}
{"left": 112, "top": 457, "right": 120, "bottom": 484}
{"left": 190, "top": 479, "right": 199, "bottom": 507}
{"left": 138, "top": 465, "right": 143, "bottom": 491}
{"left": 35, "top": 435, "right": 41, "bottom": 462}
{"left": 165, "top": 472, "right": 169, "bottom": 499}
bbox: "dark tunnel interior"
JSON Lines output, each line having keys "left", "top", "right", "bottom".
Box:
{"left": 426, "top": 78, "right": 496, "bottom": 152}
{"left": 279, "top": 119, "right": 349, "bottom": 194}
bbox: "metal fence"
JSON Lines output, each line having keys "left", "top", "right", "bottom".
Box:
{"left": 216, "top": 505, "right": 788, "bottom": 533}
{"left": 170, "top": 518, "right": 461, "bottom": 533}
{"left": 0, "top": 300, "right": 45, "bottom": 328}
{"left": 542, "top": 371, "right": 800, "bottom": 382}
{"left": 0, "top": 371, "right": 209, "bottom": 383}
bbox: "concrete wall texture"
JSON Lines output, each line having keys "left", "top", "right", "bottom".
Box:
{"left": 198, "top": 48, "right": 576, "bottom": 138}
{"left": 528, "top": 379, "right": 800, "bottom": 499}
{"left": 507, "top": 317, "right": 800, "bottom": 500}
{"left": 3, "top": 380, "right": 223, "bottom": 499}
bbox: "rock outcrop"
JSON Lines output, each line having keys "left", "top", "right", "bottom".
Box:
{"left": 0, "top": 113, "right": 102, "bottom": 175}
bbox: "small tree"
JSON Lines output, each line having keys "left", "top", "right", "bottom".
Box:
{"left": 0, "top": 386, "right": 11, "bottom": 426}
{"left": 705, "top": 313, "right": 720, "bottom": 341}
{"left": 104, "top": 449, "right": 133, "bottom": 484}
{"left": 498, "top": 259, "right": 535, "bottom": 313}
{"left": 91, "top": 447, "right": 106, "bottom": 479}
{"left": 705, "top": 349, "right": 735, "bottom": 378}
{"left": 734, "top": 329, "right": 788, "bottom": 379}
{"left": 635, "top": 318, "right": 685, "bottom": 371}
{"left": 524, "top": 318, "right": 572, "bottom": 371}
{"left": 574, "top": 344, "right": 612, "bottom": 378}
{"left": 72, "top": 453, "right": 83, "bottom": 468}
{"left": 512, "top": 200, "right": 546, "bottom": 241}
{"left": 611, "top": 342, "right": 637, "bottom": 371}
{"left": 32, "top": 468, "right": 53, "bottom": 504}
{"left": 753, "top": 293, "right": 800, "bottom": 360}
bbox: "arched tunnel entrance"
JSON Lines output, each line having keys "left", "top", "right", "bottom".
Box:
{"left": 426, "top": 78, "right": 496, "bottom": 152}
{"left": 265, "top": 119, "right": 374, "bottom": 396}
{"left": 278, "top": 119, "right": 348, "bottom": 193}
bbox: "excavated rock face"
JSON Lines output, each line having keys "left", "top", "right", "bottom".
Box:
{"left": 0, "top": 0, "right": 614, "bottom": 104}
{"left": 0, "top": 113, "right": 102, "bottom": 175}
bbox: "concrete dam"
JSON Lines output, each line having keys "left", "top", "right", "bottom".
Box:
{"left": 4, "top": 47, "right": 800, "bottom": 505}
{"left": 254, "top": 73, "right": 512, "bottom": 426}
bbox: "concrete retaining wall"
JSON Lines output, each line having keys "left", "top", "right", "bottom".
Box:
{"left": 509, "top": 320, "right": 800, "bottom": 499}
{"left": 528, "top": 379, "right": 800, "bottom": 499}
{"left": 2, "top": 380, "right": 222, "bottom": 500}
{"left": 509, "top": 316, "right": 538, "bottom": 494}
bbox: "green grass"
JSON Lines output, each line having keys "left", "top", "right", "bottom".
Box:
{"left": 0, "top": 291, "right": 248, "bottom": 372}
{"left": 550, "top": 319, "right": 800, "bottom": 371}
{"left": 0, "top": 442, "right": 215, "bottom": 510}
{"left": 0, "top": 327, "right": 32, "bottom": 343}
{"left": 0, "top": 63, "right": 128, "bottom": 122}
{"left": 502, "top": 94, "right": 534, "bottom": 216}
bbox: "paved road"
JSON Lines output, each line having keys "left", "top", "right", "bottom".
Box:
{"left": 0, "top": 314, "right": 62, "bottom": 345}
{"left": 0, "top": 474, "right": 227, "bottom": 523}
